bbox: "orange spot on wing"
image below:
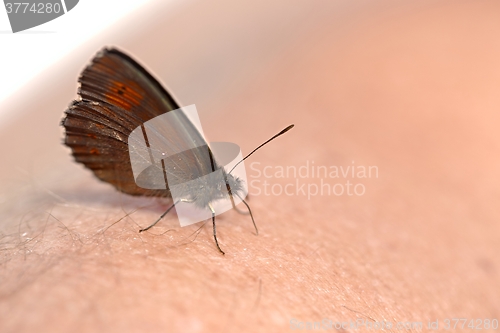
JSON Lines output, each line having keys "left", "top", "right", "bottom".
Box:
{"left": 105, "top": 79, "right": 145, "bottom": 112}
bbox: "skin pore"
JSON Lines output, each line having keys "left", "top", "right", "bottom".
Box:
{"left": 1, "top": 0, "right": 499, "bottom": 332}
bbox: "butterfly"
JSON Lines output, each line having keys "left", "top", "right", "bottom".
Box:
{"left": 61, "top": 47, "right": 293, "bottom": 254}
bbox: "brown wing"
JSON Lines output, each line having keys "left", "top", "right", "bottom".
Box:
{"left": 61, "top": 47, "right": 180, "bottom": 197}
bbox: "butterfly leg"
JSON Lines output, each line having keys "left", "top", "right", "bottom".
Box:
{"left": 139, "top": 199, "right": 179, "bottom": 232}
{"left": 233, "top": 193, "right": 258, "bottom": 235}
{"left": 208, "top": 203, "right": 225, "bottom": 255}
{"left": 229, "top": 192, "right": 250, "bottom": 215}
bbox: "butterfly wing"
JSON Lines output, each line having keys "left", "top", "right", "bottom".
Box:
{"left": 62, "top": 47, "right": 210, "bottom": 197}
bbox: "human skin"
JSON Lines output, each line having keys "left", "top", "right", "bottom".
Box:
{"left": 1, "top": 0, "right": 500, "bottom": 332}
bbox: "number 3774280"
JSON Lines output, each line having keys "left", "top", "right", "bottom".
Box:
{"left": 5, "top": 2, "right": 62, "bottom": 14}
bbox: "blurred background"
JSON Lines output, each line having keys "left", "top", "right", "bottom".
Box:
{"left": 1, "top": 0, "right": 500, "bottom": 332}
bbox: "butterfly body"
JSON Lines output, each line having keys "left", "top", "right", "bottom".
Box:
{"left": 183, "top": 169, "right": 244, "bottom": 209}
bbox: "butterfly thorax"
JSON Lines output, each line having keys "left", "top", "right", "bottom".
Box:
{"left": 174, "top": 170, "right": 245, "bottom": 209}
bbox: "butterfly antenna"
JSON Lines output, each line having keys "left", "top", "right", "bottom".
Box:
{"left": 229, "top": 124, "right": 294, "bottom": 174}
